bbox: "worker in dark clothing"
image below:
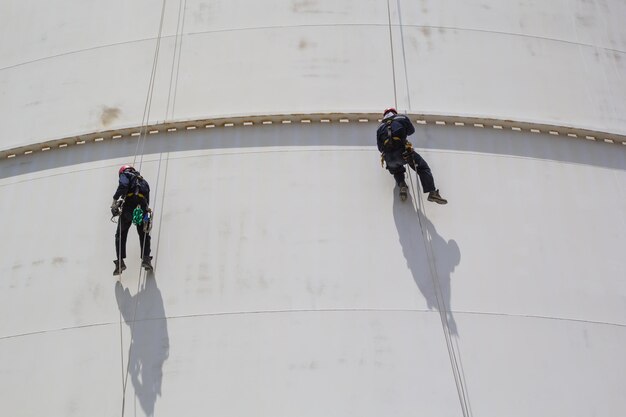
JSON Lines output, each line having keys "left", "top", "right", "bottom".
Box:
{"left": 377, "top": 108, "right": 447, "bottom": 204}
{"left": 111, "top": 165, "right": 153, "bottom": 275}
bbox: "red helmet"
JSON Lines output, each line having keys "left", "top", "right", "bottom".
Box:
{"left": 383, "top": 107, "right": 397, "bottom": 117}
{"left": 118, "top": 165, "right": 134, "bottom": 175}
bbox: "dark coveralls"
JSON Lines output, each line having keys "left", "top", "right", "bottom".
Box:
{"left": 376, "top": 114, "right": 436, "bottom": 193}
{"left": 114, "top": 172, "right": 151, "bottom": 260}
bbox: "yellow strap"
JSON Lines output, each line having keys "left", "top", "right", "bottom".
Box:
{"left": 383, "top": 136, "right": 402, "bottom": 147}
{"left": 127, "top": 193, "right": 145, "bottom": 199}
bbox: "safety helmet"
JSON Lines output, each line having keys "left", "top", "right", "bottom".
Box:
{"left": 118, "top": 165, "right": 134, "bottom": 175}
{"left": 383, "top": 107, "right": 397, "bottom": 117}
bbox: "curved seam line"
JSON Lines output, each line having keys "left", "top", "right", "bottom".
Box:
{"left": 2, "top": 23, "right": 624, "bottom": 71}
{"left": 2, "top": 308, "right": 624, "bottom": 340}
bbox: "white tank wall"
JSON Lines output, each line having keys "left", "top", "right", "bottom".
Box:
{"left": 1, "top": 0, "right": 626, "bottom": 150}
{"left": 1, "top": 122, "right": 625, "bottom": 416}
{"left": 1, "top": 1, "right": 626, "bottom": 416}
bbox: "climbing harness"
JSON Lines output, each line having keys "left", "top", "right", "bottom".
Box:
{"left": 382, "top": 117, "right": 405, "bottom": 150}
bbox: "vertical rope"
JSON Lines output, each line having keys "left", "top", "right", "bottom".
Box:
{"left": 394, "top": 0, "right": 470, "bottom": 411}
{"left": 119, "top": 1, "right": 168, "bottom": 416}
{"left": 407, "top": 172, "right": 472, "bottom": 417}
{"left": 120, "top": 269, "right": 147, "bottom": 417}
{"left": 395, "top": 0, "right": 411, "bottom": 110}
{"left": 134, "top": 0, "right": 169, "bottom": 172}
{"left": 386, "top": 0, "right": 398, "bottom": 109}
{"left": 151, "top": 152, "right": 170, "bottom": 265}
{"left": 118, "top": 309, "right": 125, "bottom": 399}
{"left": 166, "top": 0, "right": 187, "bottom": 120}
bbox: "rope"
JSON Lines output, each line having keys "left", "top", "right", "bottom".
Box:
{"left": 117, "top": 203, "right": 152, "bottom": 417}
{"left": 150, "top": 151, "right": 170, "bottom": 265}
{"left": 390, "top": 0, "right": 469, "bottom": 411}
{"left": 395, "top": 0, "right": 411, "bottom": 110}
{"left": 120, "top": 267, "right": 148, "bottom": 417}
{"left": 407, "top": 170, "right": 472, "bottom": 417}
{"left": 120, "top": 173, "right": 163, "bottom": 417}
{"left": 118, "top": 1, "right": 169, "bottom": 416}
{"left": 165, "top": 0, "right": 188, "bottom": 120}
{"left": 386, "top": 0, "right": 398, "bottom": 109}
{"left": 133, "top": 0, "right": 169, "bottom": 173}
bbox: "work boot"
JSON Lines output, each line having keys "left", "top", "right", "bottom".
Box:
{"left": 399, "top": 182, "right": 409, "bottom": 201}
{"left": 141, "top": 256, "right": 154, "bottom": 272}
{"left": 113, "top": 259, "right": 126, "bottom": 276}
{"left": 427, "top": 189, "right": 448, "bottom": 205}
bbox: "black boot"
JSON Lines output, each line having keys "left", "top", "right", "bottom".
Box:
{"left": 427, "top": 189, "right": 448, "bottom": 204}
{"left": 141, "top": 256, "right": 154, "bottom": 272}
{"left": 113, "top": 259, "right": 126, "bottom": 276}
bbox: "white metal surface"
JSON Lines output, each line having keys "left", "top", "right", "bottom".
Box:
{"left": 1, "top": 0, "right": 626, "bottom": 150}
{"left": 1, "top": 1, "right": 626, "bottom": 416}
{"left": 1, "top": 122, "right": 625, "bottom": 416}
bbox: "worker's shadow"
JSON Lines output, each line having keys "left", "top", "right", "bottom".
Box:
{"left": 115, "top": 272, "right": 170, "bottom": 417}
{"left": 393, "top": 188, "right": 461, "bottom": 336}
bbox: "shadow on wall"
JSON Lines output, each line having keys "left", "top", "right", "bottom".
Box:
{"left": 393, "top": 188, "right": 461, "bottom": 335}
{"left": 2, "top": 122, "right": 623, "bottom": 179}
{"left": 116, "top": 273, "right": 169, "bottom": 417}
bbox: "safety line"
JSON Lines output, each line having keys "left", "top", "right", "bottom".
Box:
{"left": 119, "top": 156, "right": 167, "bottom": 417}
{"left": 151, "top": 152, "right": 170, "bottom": 268}
{"left": 395, "top": 0, "right": 411, "bottom": 110}
{"left": 166, "top": 0, "right": 187, "bottom": 120}
{"left": 119, "top": 1, "right": 168, "bottom": 416}
{"left": 171, "top": 0, "right": 187, "bottom": 118}
{"left": 133, "top": 0, "right": 169, "bottom": 172}
{"left": 386, "top": 0, "right": 398, "bottom": 109}
{"left": 118, "top": 310, "right": 125, "bottom": 402}
{"left": 395, "top": 0, "right": 472, "bottom": 412}
{"left": 407, "top": 171, "right": 472, "bottom": 417}
{"left": 120, "top": 269, "right": 148, "bottom": 417}
{"left": 388, "top": 0, "right": 471, "bottom": 413}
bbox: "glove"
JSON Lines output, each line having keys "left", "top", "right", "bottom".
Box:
{"left": 110, "top": 199, "right": 122, "bottom": 217}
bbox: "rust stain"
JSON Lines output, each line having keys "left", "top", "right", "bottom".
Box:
{"left": 100, "top": 106, "right": 121, "bottom": 127}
